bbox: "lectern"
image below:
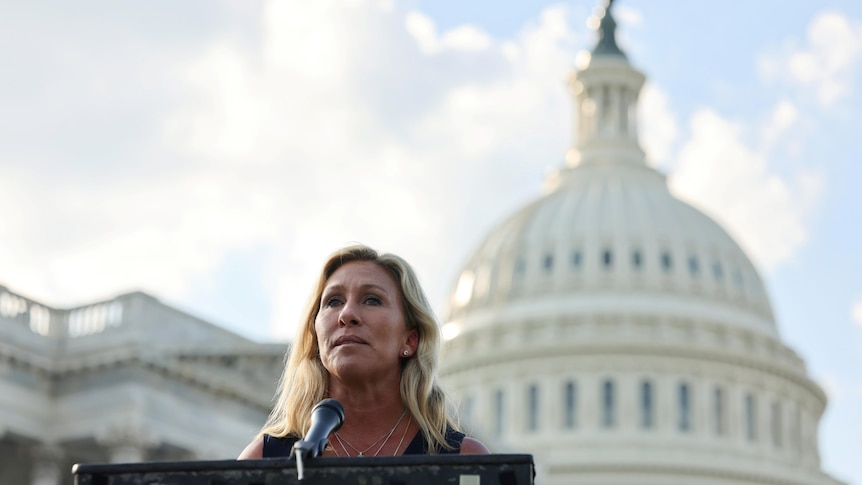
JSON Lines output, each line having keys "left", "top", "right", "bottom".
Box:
{"left": 72, "top": 454, "right": 534, "bottom": 484}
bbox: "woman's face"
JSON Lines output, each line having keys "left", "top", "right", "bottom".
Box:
{"left": 315, "top": 261, "right": 417, "bottom": 382}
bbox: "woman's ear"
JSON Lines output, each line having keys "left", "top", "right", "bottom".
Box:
{"left": 405, "top": 329, "right": 419, "bottom": 355}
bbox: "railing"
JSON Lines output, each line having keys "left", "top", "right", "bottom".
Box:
{"left": 0, "top": 286, "right": 124, "bottom": 338}
{"left": 66, "top": 300, "right": 124, "bottom": 337}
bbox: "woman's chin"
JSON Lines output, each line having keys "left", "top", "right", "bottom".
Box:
{"left": 327, "top": 356, "right": 371, "bottom": 377}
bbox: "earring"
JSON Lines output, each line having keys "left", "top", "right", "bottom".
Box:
{"left": 403, "top": 350, "right": 409, "bottom": 356}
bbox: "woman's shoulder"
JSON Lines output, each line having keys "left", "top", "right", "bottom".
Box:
{"left": 237, "top": 435, "right": 264, "bottom": 460}
{"left": 459, "top": 436, "right": 491, "bottom": 454}
{"left": 426, "top": 426, "right": 488, "bottom": 455}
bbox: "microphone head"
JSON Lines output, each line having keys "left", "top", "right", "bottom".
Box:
{"left": 313, "top": 398, "right": 345, "bottom": 426}
{"left": 294, "top": 398, "right": 347, "bottom": 459}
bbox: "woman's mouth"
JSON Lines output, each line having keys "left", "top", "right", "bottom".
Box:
{"left": 334, "top": 335, "right": 367, "bottom": 346}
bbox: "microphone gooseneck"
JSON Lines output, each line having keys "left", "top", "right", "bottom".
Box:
{"left": 292, "top": 398, "right": 345, "bottom": 480}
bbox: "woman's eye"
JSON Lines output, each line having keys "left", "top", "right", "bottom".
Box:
{"left": 365, "top": 295, "right": 382, "bottom": 306}
{"left": 323, "top": 297, "right": 343, "bottom": 308}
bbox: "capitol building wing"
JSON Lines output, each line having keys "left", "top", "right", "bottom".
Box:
{"left": 0, "top": 286, "right": 283, "bottom": 485}
{"left": 440, "top": 3, "right": 843, "bottom": 485}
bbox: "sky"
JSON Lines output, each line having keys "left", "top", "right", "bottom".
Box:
{"left": 1, "top": 0, "right": 860, "bottom": 482}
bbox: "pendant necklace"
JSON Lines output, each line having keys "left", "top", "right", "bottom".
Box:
{"left": 334, "top": 408, "right": 407, "bottom": 457}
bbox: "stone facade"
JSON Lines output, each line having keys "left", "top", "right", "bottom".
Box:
{"left": 0, "top": 287, "right": 284, "bottom": 485}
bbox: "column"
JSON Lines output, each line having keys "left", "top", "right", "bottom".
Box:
{"left": 96, "top": 423, "right": 159, "bottom": 463}
{"left": 30, "top": 444, "right": 64, "bottom": 485}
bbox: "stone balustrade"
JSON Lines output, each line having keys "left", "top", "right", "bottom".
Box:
{"left": 0, "top": 286, "right": 124, "bottom": 339}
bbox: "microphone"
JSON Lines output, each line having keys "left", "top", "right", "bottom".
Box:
{"left": 292, "top": 398, "right": 345, "bottom": 479}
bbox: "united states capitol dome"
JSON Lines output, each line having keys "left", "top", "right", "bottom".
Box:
{"left": 439, "top": 2, "right": 842, "bottom": 484}
{"left": 445, "top": 147, "right": 775, "bottom": 338}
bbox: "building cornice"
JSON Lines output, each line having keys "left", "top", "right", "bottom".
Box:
{"left": 0, "top": 342, "right": 285, "bottom": 412}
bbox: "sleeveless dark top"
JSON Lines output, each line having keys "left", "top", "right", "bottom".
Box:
{"left": 262, "top": 426, "right": 465, "bottom": 457}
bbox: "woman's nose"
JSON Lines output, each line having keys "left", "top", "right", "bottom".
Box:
{"left": 338, "top": 300, "right": 361, "bottom": 327}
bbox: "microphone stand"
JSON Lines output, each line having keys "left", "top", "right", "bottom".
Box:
{"left": 291, "top": 399, "right": 345, "bottom": 480}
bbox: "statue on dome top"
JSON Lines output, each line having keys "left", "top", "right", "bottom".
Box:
{"left": 592, "top": 0, "right": 627, "bottom": 58}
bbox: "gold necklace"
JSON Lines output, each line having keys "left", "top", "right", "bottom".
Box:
{"left": 334, "top": 409, "right": 407, "bottom": 457}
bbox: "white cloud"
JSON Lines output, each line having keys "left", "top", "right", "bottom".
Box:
{"left": 607, "top": 4, "right": 643, "bottom": 56}
{"left": 668, "top": 108, "right": 823, "bottom": 271}
{"left": 817, "top": 374, "right": 844, "bottom": 401}
{"left": 614, "top": 5, "right": 644, "bottom": 27}
{"left": 442, "top": 25, "right": 493, "bottom": 52}
{"left": 663, "top": 17, "right": 856, "bottom": 275}
{"left": 769, "top": 99, "right": 798, "bottom": 134}
{"left": 638, "top": 82, "right": 678, "bottom": 168}
{"left": 405, "top": 11, "right": 492, "bottom": 55}
{"left": 1, "top": 0, "right": 831, "bottom": 345}
{"left": 0, "top": 1, "right": 582, "bottom": 341}
{"left": 852, "top": 299, "right": 862, "bottom": 327}
{"left": 765, "top": 11, "right": 862, "bottom": 106}
{"left": 405, "top": 11, "right": 439, "bottom": 55}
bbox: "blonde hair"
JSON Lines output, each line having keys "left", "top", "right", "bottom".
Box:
{"left": 260, "top": 244, "right": 457, "bottom": 453}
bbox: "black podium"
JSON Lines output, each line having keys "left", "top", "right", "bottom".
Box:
{"left": 72, "top": 454, "right": 534, "bottom": 484}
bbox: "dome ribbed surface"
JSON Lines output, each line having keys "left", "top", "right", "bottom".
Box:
{"left": 448, "top": 162, "right": 775, "bottom": 337}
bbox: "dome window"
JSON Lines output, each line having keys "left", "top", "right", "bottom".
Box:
{"left": 733, "top": 269, "right": 744, "bottom": 289}
{"left": 712, "top": 261, "right": 724, "bottom": 281}
{"left": 688, "top": 256, "right": 700, "bottom": 277}
{"left": 602, "top": 380, "right": 615, "bottom": 428}
{"left": 564, "top": 381, "right": 577, "bottom": 429}
{"left": 514, "top": 258, "right": 526, "bottom": 280}
{"left": 528, "top": 384, "right": 540, "bottom": 432}
{"left": 791, "top": 407, "right": 802, "bottom": 452}
{"left": 462, "top": 396, "right": 475, "bottom": 425}
{"left": 543, "top": 253, "right": 554, "bottom": 272}
{"left": 641, "top": 380, "right": 654, "bottom": 429}
{"left": 661, "top": 251, "right": 673, "bottom": 272}
{"left": 713, "top": 387, "right": 726, "bottom": 435}
{"left": 494, "top": 389, "right": 506, "bottom": 436}
{"left": 771, "top": 401, "right": 782, "bottom": 447}
{"left": 678, "top": 383, "right": 691, "bottom": 431}
{"left": 571, "top": 250, "right": 583, "bottom": 269}
{"left": 632, "top": 250, "right": 643, "bottom": 270}
{"left": 745, "top": 393, "right": 757, "bottom": 441}
{"left": 602, "top": 249, "right": 613, "bottom": 269}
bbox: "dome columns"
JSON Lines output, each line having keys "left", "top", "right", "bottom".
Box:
{"left": 564, "top": 0, "right": 648, "bottom": 169}
{"left": 443, "top": 345, "right": 830, "bottom": 480}
{"left": 567, "top": 57, "right": 647, "bottom": 168}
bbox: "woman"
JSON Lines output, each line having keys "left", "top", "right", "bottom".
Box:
{"left": 239, "top": 244, "right": 489, "bottom": 458}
